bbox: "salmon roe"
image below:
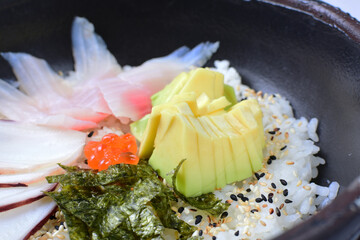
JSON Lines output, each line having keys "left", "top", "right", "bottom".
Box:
{"left": 84, "top": 133, "right": 139, "bottom": 171}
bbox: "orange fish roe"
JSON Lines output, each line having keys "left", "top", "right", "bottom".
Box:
{"left": 84, "top": 133, "right": 139, "bottom": 171}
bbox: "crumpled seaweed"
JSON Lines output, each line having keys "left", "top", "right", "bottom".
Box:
{"left": 46, "top": 160, "right": 198, "bottom": 240}
{"left": 172, "top": 159, "right": 230, "bottom": 216}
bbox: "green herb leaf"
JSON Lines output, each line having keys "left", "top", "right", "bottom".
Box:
{"left": 172, "top": 159, "right": 230, "bottom": 216}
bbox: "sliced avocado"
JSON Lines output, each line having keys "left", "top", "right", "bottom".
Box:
{"left": 239, "top": 98, "right": 265, "bottom": 147}
{"left": 207, "top": 96, "right": 231, "bottom": 114}
{"left": 203, "top": 116, "right": 238, "bottom": 184}
{"left": 209, "top": 115, "right": 253, "bottom": 181}
{"left": 149, "top": 113, "right": 203, "bottom": 197}
{"left": 224, "top": 84, "right": 238, "bottom": 109}
{"left": 197, "top": 116, "right": 227, "bottom": 189}
{"left": 186, "top": 115, "right": 216, "bottom": 194}
{"left": 224, "top": 113, "right": 263, "bottom": 172}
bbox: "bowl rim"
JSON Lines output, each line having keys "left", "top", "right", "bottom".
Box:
{"left": 259, "top": 0, "right": 360, "bottom": 43}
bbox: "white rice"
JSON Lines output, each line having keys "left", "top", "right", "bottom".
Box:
{"left": 31, "top": 60, "right": 339, "bottom": 240}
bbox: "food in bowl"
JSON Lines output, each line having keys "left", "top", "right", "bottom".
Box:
{"left": 0, "top": 17, "right": 339, "bottom": 240}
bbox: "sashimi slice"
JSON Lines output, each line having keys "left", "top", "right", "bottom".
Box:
{"left": 0, "top": 121, "right": 86, "bottom": 172}
{"left": 1, "top": 53, "right": 71, "bottom": 107}
{"left": 0, "top": 182, "right": 56, "bottom": 212}
{"left": 70, "top": 16, "right": 122, "bottom": 84}
{"left": 0, "top": 197, "right": 57, "bottom": 240}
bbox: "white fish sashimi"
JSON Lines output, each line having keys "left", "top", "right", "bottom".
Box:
{"left": 0, "top": 166, "right": 64, "bottom": 185}
{"left": 0, "top": 182, "right": 56, "bottom": 212}
{"left": 71, "top": 16, "right": 122, "bottom": 84}
{"left": 0, "top": 197, "right": 57, "bottom": 240}
{"left": 0, "top": 121, "right": 86, "bottom": 172}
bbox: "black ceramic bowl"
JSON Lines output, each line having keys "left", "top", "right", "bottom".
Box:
{"left": 0, "top": 0, "right": 359, "bottom": 239}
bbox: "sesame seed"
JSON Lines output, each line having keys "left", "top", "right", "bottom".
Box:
{"left": 268, "top": 193, "right": 274, "bottom": 199}
{"left": 271, "top": 183, "right": 276, "bottom": 189}
{"left": 195, "top": 215, "right": 202, "bottom": 225}
{"left": 261, "top": 194, "right": 267, "bottom": 202}
{"left": 250, "top": 209, "right": 258, "bottom": 213}
{"left": 241, "top": 196, "right": 249, "bottom": 202}
{"left": 190, "top": 208, "right": 197, "bottom": 212}
{"left": 230, "top": 194, "right": 238, "bottom": 201}
{"left": 280, "top": 145, "right": 287, "bottom": 151}
{"left": 269, "top": 155, "right": 277, "bottom": 160}
{"left": 199, "top": 230, "right": 203, "bottom": 236}
{"left": 260, "top": 220, "right": 267, "bottom": 226}
{"left": 263, "top": 204, "right": 268, "bottom": 208}
{"left": 285, "top": 199, "right": 293, "bottom": 203}
{"left": 267, "top": 158, "right": 272, "bottom": 165}
{"left": 283, "top": 189, "right": 289, "bottom": 196}
{"left": 276, "top": 207, "right": 281, "bottom": 217}
{"left": 255, "top": 173, "right": 261, "bottom": 180}
{"left": 270, "top": 136, "right": 274, "bottom": 141}
{"left": 237, "top": 193, "right": 244, "bottom": 198}
{"left": 297, "top": 180, "right": 302, "bottom": 187}
{"left": 178, "top": 207, "right": 184, "bottom": 213}
{"left": 212, "top": 223, "right": 217, "bottom": 227}
{"left": 212, "top": 236, "right": 217, "bottom": 240}
{"left": 303, "top": 185, "right": 311, "bottom": 190}
{"left": 286, "top": 161, "right": 294, "bottom": 165}
{"left": 268, "top": 131, "right": 276, "bottom": 135}
{"left": 259, "top": 173, "right": 265, "bottom": 178}
{"left": 220, "top": 212, "right": 228, "bottom": 219}
{"left": 234, "top": 230, "right": 239, "bottom": 236}
{"left": 269, "top": 208, "right": 274, "bottom": 214}
{"left": 274, "top": 127, "right": 280, "bottom": 131}
{"left": 259, "top": 182, "right": 267, "bottom": 187}
{"left": 246, "top": 188, "right": 251, "bottom": 192}
{"left": 280, "top": 179, "right": 288, "bottom": 186}
{"left": 279, "top": 203, "right": 284, "bottom": 210}
{"left": 255, "top": 198, "right": 263, "bottom": 203}
{"left": 268, "top": 198, "right": 273, "bottom": 203}
{"left": 87, "top": 131, "right": 94, "bottom": 137}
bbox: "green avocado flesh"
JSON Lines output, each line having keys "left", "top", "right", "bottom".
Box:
{"left": 135, "top": 68, "right": 265, "bottom": 197}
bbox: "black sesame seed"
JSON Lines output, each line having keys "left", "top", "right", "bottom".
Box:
{"left": 274, "top": 127, "right": 280, "bottom": 132}
{"left": 87, "top": 131, "right": 94, "bottom": 137}
{"left": 285, "top": 199, "right": 293, "bottom": 203}
{"left": 178, "top": 207, "right": 184, "bottom": 213}
{"left": 268, "top": 198, "right": 273, "bottom": 203}
{"left": 220, "top": 211, "right": 228, "bottom": 219}
{"left": 255, "top": 173, "right": 260, "bottom": 180}
{"left": 212, "top": 236, "right": 217, "bottom": 240}
{"left": 255, "top": 198, "right": 263, "bottom": 203}
{"left": 195, "top": 215, "right": 203, "bottom": 225}
{"left": 250, "top": 209, "right": 259, "bottom": 213}
{"left": 230, "top": 194, "right": 238, "bottom": 201}
{"left": 49, "top": 215, "right": 56, "bottom": 220}
{"left": 199, "top": 230, "right": 203, "bottom": 236}
{"left": 241, "top": 196, "right": 249, "bottom": 202}
{"left": 261, "top": 194, "right": 267, "bottom": 202}
{"left": 268, "top": 193, "right": 274, "bottom": 199}
{"left": 280, "top": 179, "right": 288, "bottom": 186}
{"left": 237, "top": 193, "right": 244, "bottom": 198}
{"left": 190, "top": 208, "right": 197, "bottom": 212}
{"left": 260, "top": 173, "right": 265, "bottom": 178}
{"left": 246, "top": 188, "right": 251, "bottom": 192}
{"left": 84, "top": 159, "right": 88, "bottom": 164}
{"left": 55, "top": 225, "right": 59, "bottom": 230}
{"left": 280, "top": 145, "right": 287, "bottom": 151}
{"left": 273, "top": 94, "right": 276, "bottom": 98}
{"left": 276, "top": 207, "right": 281, "bottom": 217}
{"left": 213, "top": 223, "right": 217, "bottom": 227}
{"left": 268, "top": 131, "right": 276, "bottom": 135}
{"left": 267, "top": 158, "right": 272, "bottom": 165}
{"left": 271, "top": 183, "right": 277, "bottom": 189}
{"left": 241, "top": 97, "right": 248, "bottom": 101}
{"left": 234, "top": 230, "right": 240, "bottom": 236}
{"left": 269, "top": 155, "right": 277, "bottom": 160}
{"left": 283, "top": 189, "right": 289, "bottom": 197}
